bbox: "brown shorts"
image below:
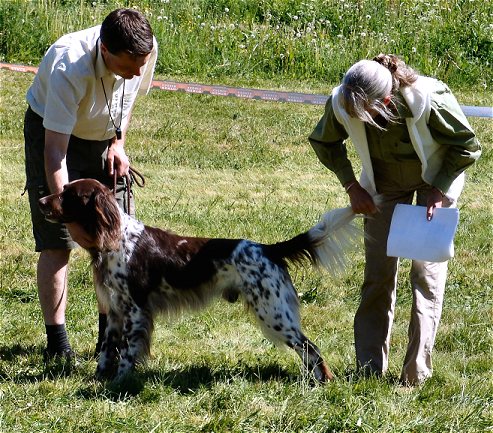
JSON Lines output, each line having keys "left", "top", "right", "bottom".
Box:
{"left": 24, "top": 106, "right": 135, "bottom": 252}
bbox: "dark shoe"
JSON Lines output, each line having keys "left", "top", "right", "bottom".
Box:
{"left": 43, "top": 348, "right": 80, "bottom": 369}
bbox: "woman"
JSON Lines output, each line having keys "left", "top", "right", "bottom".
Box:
{"left": 309, "top": 54, "right": 481, "bottom": 385}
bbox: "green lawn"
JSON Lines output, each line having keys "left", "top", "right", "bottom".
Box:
{"left": 0, "top": 68, "right": 492, "bottom": 432}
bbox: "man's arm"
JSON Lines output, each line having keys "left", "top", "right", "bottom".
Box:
{"left": 44, "top": 129, "right": 95, "bottom": 247}
{"left": 44, "top": 129, "right": 70, "bottom": 194}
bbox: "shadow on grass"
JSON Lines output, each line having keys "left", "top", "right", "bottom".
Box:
{"left": 1, "top": 288, "right": 37, "bottom": 304}
{"left": 150, "top": 361, "right": 296, "bottom": 392}
{"left": 0, "top": 343, "right": 45, "bottom": 383}
{"left": 340, "top": 366, "right": 404, "bottom": 389}
{"left": 0, "top": 343, "right": 92, "bottom": 383}
{"left": 0, "top": 343, "right": 36, "bottom": 362}
{"left": 76, "top": 361, "right": 296, "bottom": 401}
{"left": 0, "top": 342, "right": 293, "bottom": 383}
{"left": 1, "top": 343, "right": 312, "bottom": 401}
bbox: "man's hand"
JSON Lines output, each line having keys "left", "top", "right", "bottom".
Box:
{"left": 344, "top": 181, "right": 378, "bottom": 215}
{"left": 426, "top": 187, "right": 444, "bottom": 221}
{"left": 107, "top": 139, "right": 130, "bottom": 178}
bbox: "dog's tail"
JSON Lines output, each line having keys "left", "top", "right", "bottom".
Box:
{"left": 264, "top": 207, "right": 361, "bottom": 275}
{"left": 307, "top": 206, "right": 361, "bottom": 275}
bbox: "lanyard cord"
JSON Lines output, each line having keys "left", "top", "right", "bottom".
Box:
{"left": 96, "top": 37, "right": 125, "bottom": 140}
{"left": 101, "top": 77, "right": 125, "bottom": 139}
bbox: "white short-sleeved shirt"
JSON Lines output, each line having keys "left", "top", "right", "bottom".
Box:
{"left": 26, "top": 25, "right": 158, "bottom": 140}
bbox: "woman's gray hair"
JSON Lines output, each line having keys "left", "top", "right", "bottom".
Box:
{"left": 341, "top": 54, "right": 418, "bottom": 130}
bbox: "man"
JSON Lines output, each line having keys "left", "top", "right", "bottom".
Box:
{"left": 24, "top": 8, "right": 158, "bottom": 363}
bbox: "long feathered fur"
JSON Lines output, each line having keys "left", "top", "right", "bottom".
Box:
{"left": 308, "top": 206, "right": 361, "bottom": 274}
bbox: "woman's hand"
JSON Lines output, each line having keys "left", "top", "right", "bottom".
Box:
{"left": 344, "top": 181, "right": 378, "bottom": 215}
{"left": 426, "top": 187, "right": 444, "bottom": 221}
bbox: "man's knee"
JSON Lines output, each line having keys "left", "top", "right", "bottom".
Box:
{"left": 38, "top": 249, "right": 71, "bottom": 269}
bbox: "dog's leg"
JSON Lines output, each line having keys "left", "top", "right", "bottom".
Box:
{"left": 114, "top": 305, "right": 152, "bottom": 381}
{"left": 96, "top": 310, "right": 123, "bottom": 379}
{"left": 259, "top": 315, "right": 333, "bottom": 382}
{"left": 248, "top": 268, "right": 333, "bottom": 383}
{"left": 290, "top": 333, "right": 334, "bottom": 382}
{"left": 260, "top": 317, "right": 333, "bottom": 382}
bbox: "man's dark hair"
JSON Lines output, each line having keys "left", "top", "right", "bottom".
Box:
{"left": 100, "top": 8, "right": 153, "bottom": 56}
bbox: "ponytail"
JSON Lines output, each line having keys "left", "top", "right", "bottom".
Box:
{"left": 372, "top": 53, "right": 418, "bottom": 91}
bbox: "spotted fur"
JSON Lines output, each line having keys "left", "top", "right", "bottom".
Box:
{"left": 38, "top": 179, "right": 359, "bottom": 383}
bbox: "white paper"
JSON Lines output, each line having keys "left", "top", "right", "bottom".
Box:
{"left": 387, "top": 204, "right": 459, "bottom": 262}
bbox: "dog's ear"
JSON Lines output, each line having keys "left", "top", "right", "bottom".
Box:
{"left": 93, "top": 188, "right": 121, "bottom": 251}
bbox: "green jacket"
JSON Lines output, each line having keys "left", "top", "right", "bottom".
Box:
{"left": 309, "top": 77, "right": 481, "bottom": 200}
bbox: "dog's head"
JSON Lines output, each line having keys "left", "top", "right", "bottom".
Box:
{"left": 38, "top": 179, "right": 121, "bottom": 252}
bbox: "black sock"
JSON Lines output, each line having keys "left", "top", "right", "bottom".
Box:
{"left": 45, "top": 324, "right": 71, "bottom": 354}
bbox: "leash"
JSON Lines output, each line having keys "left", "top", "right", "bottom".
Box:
{"left": 113, "top": 166, "right": 146, "bottom": 214}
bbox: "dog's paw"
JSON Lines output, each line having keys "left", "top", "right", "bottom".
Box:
{"left": 95, "top": 361, "right": 116, "bottom": 381}
{"left": 106, "top": 371, "right": 143, "bottom": 395}
{"left": 113, "top": 370, "right": 130, "bottom": 383}
{"left": 222, "top": 288, "right": 240, "bottom": 303}
{"left": 314, "top": 361, "right": 334, "bottom": 383}
{"left": 95, "top": 368, "right": 112, "bottom": 381}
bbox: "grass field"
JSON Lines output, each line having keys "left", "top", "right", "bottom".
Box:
{"left": 0, "top": 0, "right": 492, "bottom": 430}
{"left": 1, "top": 0, "right": 492, "bottom": 89}
{"left": 0, "top": 64, "right": 492, "bottom": 432}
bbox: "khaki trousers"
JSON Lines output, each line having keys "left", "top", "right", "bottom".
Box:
{"left": 354, "top": 159, "right": 452, "bottom": 385}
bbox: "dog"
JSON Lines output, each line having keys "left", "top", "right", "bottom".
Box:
{"left": 38, "top": 178, "right": 359, "bottom": 382}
